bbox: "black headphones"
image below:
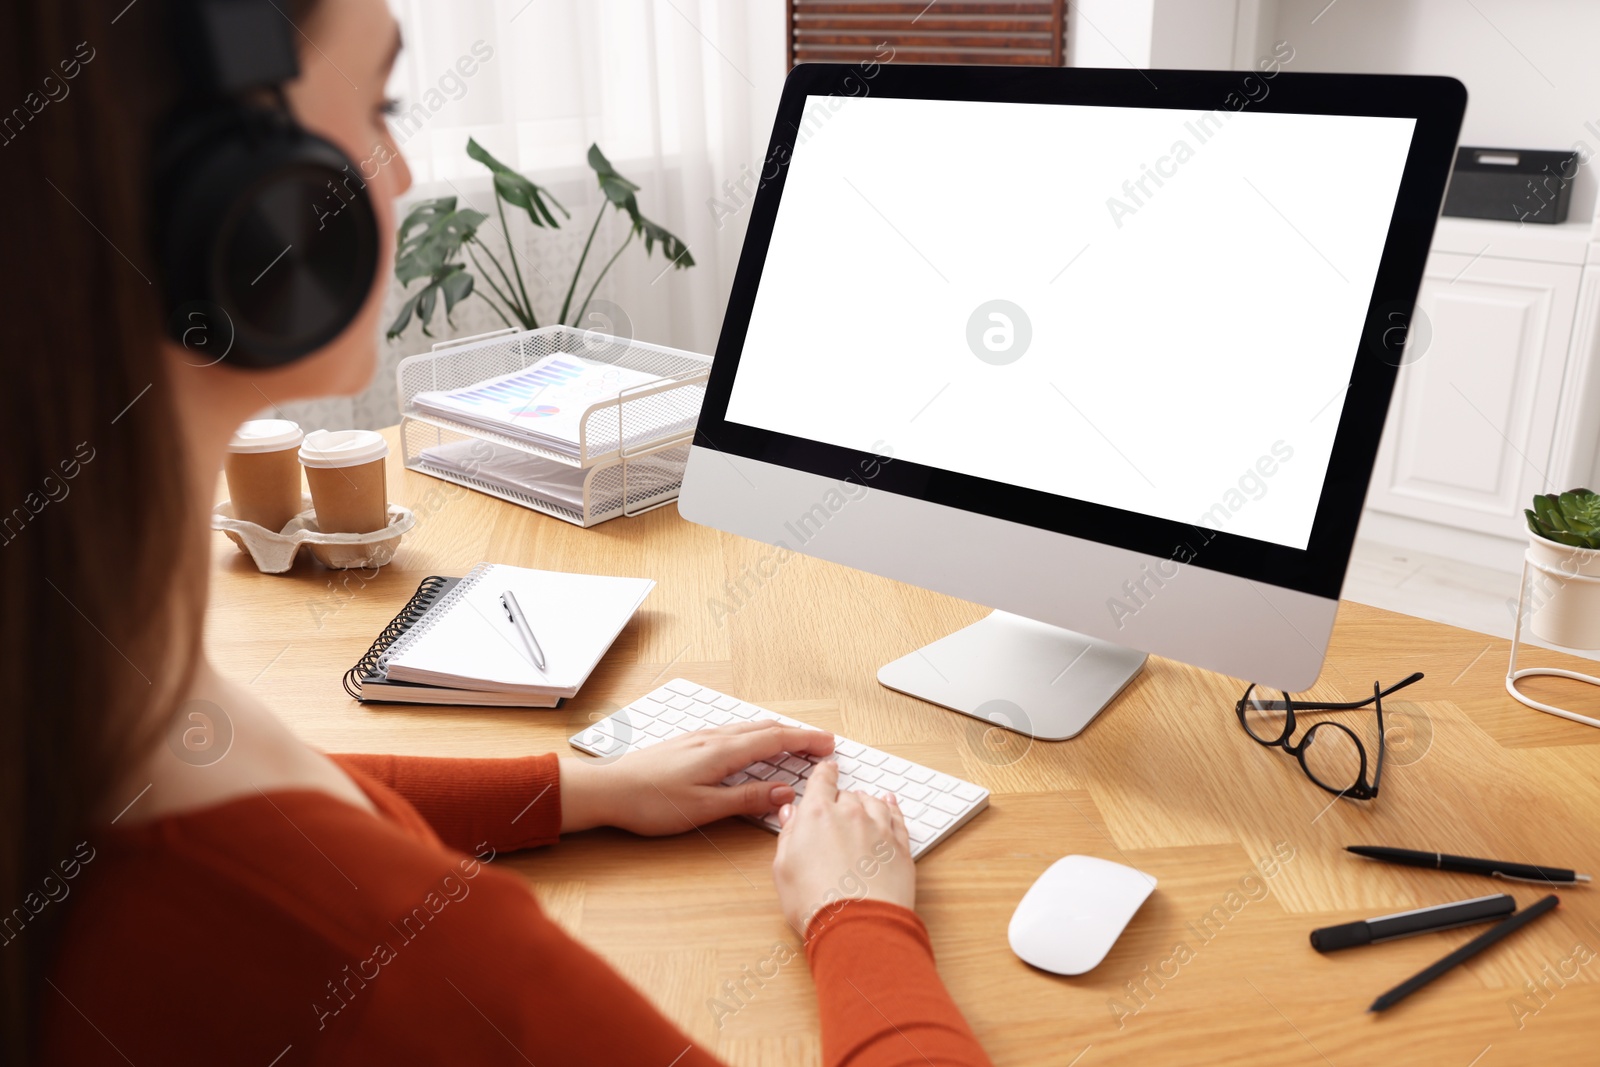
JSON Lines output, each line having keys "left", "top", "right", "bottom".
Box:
{"left": 154, "top": 0, "right": 380, "bottom": 369}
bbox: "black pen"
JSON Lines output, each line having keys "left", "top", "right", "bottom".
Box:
{"left": 1310, "top": 893, "right": 1515, "bottom": 952}
{"left": 1369, "top": 895, "right": 1560, "bottom": 1012}
{"left": 1348, "top": 845, "right": 1592, "bottom": 885}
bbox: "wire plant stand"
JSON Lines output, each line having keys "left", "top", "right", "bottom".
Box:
{"left": 1505, "top": 548, "right": 1600, "bottom": 729}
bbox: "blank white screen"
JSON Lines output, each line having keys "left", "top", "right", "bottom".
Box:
{"left": 724, "top": 95, "right": 1416, "bottom": 550}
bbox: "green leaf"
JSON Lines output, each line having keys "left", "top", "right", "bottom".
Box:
{"left": 1559, "top": 488, "right": 1600, "bottom": 530}
{"left": 468, "top": 137, "right": 569, "bottom": 228}
{"left": 583, "top": 144, "right": 694, "bottom": 270}
{"left": 634, "top": 212, "right": 695, "bottom": 269}
{"left": 587, "top": 143, "right": 641, "bottom": 210}
{"left": 417, "top": 284, "right": 439, "bottom": 337}
{"left": 385, "top": 291, "right": 422, "bottom": 340}
{"left": 1544, "top": 528, "right": 1591, "bottom": 548}
{"left": 1534, "top": 493, "right": 1567, "bottom": 532}
{"left": 397, "top": 208, "right": 485, "bottom": 282}
{"left": 441, "top": 268, "right": 474, "bottom": 316}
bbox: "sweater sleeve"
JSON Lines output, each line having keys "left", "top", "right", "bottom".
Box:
{"left": 329, "top": 752, "right": 562, "bottom": 854}
{"left": 805, "top": 900, "right": 994, "bottom": 1067}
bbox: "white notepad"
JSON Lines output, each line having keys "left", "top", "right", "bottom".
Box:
{"left": 378, "top": 563, "right": 654, "bottom": 698}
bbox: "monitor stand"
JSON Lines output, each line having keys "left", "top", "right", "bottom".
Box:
{"left": 877, "top": 610, "right": 1147, "bottom": 741}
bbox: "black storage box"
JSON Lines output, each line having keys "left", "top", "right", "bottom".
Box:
{"left": 1442, "top": 146, "right": 1578, "bottom": 225}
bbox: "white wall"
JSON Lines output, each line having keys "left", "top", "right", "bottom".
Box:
{"left": 1263, "top": 0, "right": 1600, "bottom": 223}
{"left": 1068, "top": 0, "right": 1155, "bottom": 68}
{"left": 1150, "top": 0, "right": 1239, "bottom": 69}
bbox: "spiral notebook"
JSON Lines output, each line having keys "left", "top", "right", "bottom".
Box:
{"left": 345, "top": 564, "right": 654, "bottom": 706}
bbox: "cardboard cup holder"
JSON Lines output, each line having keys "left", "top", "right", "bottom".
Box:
{"left": 212, "top": 494, "right": 415, "bottom": 574}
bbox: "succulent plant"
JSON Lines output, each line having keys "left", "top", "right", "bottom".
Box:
{"left": 1526, "top": 489, "right": 1600, "bottom": 550}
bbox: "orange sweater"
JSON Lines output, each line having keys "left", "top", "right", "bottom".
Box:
{"left": 40, "top": 754, "right": 993, "bottom": 1066}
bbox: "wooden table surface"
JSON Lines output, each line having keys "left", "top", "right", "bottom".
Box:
{"left": 210, "top": 429, "right": 1600, "bottom": 1066}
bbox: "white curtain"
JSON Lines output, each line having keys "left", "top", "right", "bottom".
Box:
{"left": 279, "top": 0, "right": 784, "bottom": 431}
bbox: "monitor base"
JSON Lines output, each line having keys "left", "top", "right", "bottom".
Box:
{"left": 877, "top": 610, "right": 1147, "bottom": 741}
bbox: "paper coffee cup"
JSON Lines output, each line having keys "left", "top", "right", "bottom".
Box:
{"left": 225, "top": 419, "right": 305, "bottom": 533}
{"left": 299, "top": 429, "right": 390, "bottom": 534}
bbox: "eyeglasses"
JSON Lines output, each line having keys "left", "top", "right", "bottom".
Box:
{"left": 1235, "top": 672, "right": 1423, "bottom": 800}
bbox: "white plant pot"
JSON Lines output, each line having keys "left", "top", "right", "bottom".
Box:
{"left": 1526, "top": 531, "right": 1600, "bottom": 649}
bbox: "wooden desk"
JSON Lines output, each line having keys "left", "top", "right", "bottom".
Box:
{"left": 211, "top": 430, "right": 1600, "bottom": 1066}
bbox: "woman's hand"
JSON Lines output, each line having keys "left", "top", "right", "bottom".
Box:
{"left": 559, "top": 720, "right": 835, "bottom": 836}
{"left": 772, "top": 760, "right": 915, "bottom": 935}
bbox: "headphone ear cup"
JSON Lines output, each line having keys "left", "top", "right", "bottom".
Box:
{"left": 158, "top": 118, "right": 379, "bottom": 369}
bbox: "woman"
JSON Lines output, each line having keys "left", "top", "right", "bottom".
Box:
{"left": 1, "top": 1, "right": 994, "bottom": 1064}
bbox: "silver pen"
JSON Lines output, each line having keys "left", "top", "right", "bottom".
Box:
{"left": 499, "top": 590, "right": 546, "bottom": 671}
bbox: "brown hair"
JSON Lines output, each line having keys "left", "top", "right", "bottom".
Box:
{"left": 0, "top": 2, "right": 312, "bottom": 1062}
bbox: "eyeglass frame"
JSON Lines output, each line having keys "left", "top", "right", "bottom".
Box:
{"left": 1234, "top": 672, "right": 1424, "bottom": 800}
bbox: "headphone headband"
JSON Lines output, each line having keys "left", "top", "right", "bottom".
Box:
{"left": 186, "top": 0, "right": 298, "bottom": 95}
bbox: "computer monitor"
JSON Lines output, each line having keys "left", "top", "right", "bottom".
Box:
{"left": 680, "top": 64, "right": 1465, "bottom": 740}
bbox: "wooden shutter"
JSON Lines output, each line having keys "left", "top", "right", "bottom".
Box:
{"left": 787, "top": 1, "right": 1067, "bottom": 68}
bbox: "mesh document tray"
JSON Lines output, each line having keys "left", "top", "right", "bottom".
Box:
{"left": 397, "top": 326, "right": 709, "bottom": 527}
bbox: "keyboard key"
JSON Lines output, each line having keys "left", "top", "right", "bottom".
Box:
{"left": 903, "top": 766, "right": 935, "bottom": 785}
{"left": 769, "top": 769, "right": 799, "bottom": 786}
{"left": 882, "top": 756, "right": 911, "bottom": 775}
{"left": 644, "top": 720, "right": 673, "bottom": 738}
{"left": 746, "top": 761, "right": 778, "bottom": 779}
{"left": 692, "top": 690, "right": 718, "bottom": 703}
{"left": 879, "top": 774, "right": 907, "bottom": 792}
{"left": 722, "top": 772, "right": 749, "bottom": 786}
{"left": 900, "top": 782, "right": 932, "bottom": 801}
{"left": 665, "top": 680, "right": 700, "bottom": 696}
{"left": 659, "top": 707, "right": 686, "bottom": 725}
{"left": 953, "top": 783, "right": 986, "bottom": 803}
{"left": 899, "top": 800, "right": 927, "bottom": 819}
{"left": 921, "top": 809, "right": 952, "bottom": 829}
{"left": 666, "top": 695, "right": 694, "bottom": 711}
{"left": 930, "top": 773, "right": 958, "bottom": 792}
{"left": 836, "top": 757, "right": 860, "bottom": 775}
{"left": 856, "top": 749, "right": 888, "bottom": 767}
{"left": 779, "top": 755, "right": 810, "bottom": 775}
{"left": 929, "top": 794, "right": 966, "bottom": 816}
{"left": 706, "top": 710, "right": 734, "bottom": 725}
{"left": 852, "top": 766, "right": 883, "bottom": 784}
{"left": 908, "top": 823, "right": 933, "bottom": 845}
{"left": 712, "top": 695, "right": 741, "bottom": 712}
{"left": 836, "top": 739, "right": 865, "bottom": 757}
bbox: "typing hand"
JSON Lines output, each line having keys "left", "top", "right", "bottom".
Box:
{"left": 560, "top": 720, "right": 835, "bottom": 836}
{"left": 772, "top": 760, "right": 915, "bottom": 936}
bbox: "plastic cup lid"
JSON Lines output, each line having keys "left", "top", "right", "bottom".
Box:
{"left": 298, "top": 428, "right": 390, "bottom": 469}
{"left": 228, "top": 419, "right": 304, "bottom": 453}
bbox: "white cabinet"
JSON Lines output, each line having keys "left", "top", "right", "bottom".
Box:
{"left": 1367, "top": 253, "right": 1579, "bottom": 536}
{"left": 1359, "top": 217, "right": 1600, "bottom": 570}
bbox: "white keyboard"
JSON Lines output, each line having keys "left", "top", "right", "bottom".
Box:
{"left": 568, "top": 680, "right": 990, "bottom": 859}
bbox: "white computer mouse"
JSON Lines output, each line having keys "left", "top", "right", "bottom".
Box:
{"left": 1008, "top": 854, "right": 1157, "bottom": 975}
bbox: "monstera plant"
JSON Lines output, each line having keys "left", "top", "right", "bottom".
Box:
{"left": 387, "top": 139, "right": 694, "bottom": 339}
{"left": 1526, "top": 489, "right": 1600, "bottom": 550}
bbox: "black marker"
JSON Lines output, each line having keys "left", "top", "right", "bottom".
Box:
{"left": 1369, "top": 895, "right": 1560, "bottom": 1012}
{"left": 1310, "top": 893, "right": 1514, "bottom": 952}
